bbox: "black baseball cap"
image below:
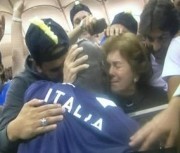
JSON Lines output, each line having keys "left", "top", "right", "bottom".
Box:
{"left": 25, "top": 18, "right": 69, "bottom": 63}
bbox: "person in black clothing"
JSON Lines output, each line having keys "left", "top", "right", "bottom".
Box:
{"left": 0, "top": 17, "right": 83, "bottom": 153}
{"left": 172, "top": 0, "right": 180, "bottom": 29}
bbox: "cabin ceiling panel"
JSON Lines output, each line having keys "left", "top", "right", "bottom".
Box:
{"left": 22, "top": 6, "right": 69, "bottom": 32}
{"left": 0, "top": 0, "right": 145, "bottom": 40}
{"left": 0, "top": 0, "right": 13, "bottom": 13}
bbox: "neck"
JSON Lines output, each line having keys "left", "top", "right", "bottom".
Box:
{"left": 118, "top": 86, "right": 136, "bottom": 98}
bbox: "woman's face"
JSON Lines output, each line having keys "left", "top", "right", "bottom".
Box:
{"left": 107, "top": 50, "right": 136, "bottom": 96}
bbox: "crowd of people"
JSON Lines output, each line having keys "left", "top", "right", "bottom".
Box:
{"left": 0, "top": 0, "right": 180, "bottom": 153}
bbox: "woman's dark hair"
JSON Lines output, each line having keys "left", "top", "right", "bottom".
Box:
{"left": 139, "top": 0, "right": 179, "bottom": 37}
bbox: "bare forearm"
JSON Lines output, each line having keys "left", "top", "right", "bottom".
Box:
{"left": 68, "top": 25, "right": 83, "bottom": 45}
{"left": 169, "top": 96, "right": 180, "bottom": 115}
{"left": 11, "top": 8, "right": 25, "bottom": 76}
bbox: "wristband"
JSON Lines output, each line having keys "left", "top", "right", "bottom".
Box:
{"left": 12, "top": 17, "right": 22, "bottom": 22}
{"left": 173, "top": 84, "right": 180, "bottom": 97}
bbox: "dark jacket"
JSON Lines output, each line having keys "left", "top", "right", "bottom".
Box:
{"left": 0, "top": 55, "right": 50, "bottom": 153}
{"left": 116, "top": 86, "right": 168, "bottom": 113}
{"left": 114, "top": 85, "right": 168, "bottom": 125}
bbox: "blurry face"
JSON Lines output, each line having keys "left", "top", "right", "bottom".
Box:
{"left": 38, "top": 54, "right": 66, "bottom": 82}
{"left": 73, "top": 11, "right": 91, "bottom": 39}
{"left": 146, "top": 29, "right": 172, "bottom": 64}
{"left": 107, "top": 50, "right": 136, "bottom": 96}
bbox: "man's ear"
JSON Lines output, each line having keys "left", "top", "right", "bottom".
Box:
{"left": 0, "top": 64, "right": 4, "bottom": 75}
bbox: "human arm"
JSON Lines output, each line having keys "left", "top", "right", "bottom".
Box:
{"left": 11, "top": 0, "right": 26, "bottom": 76}
{"left": 161, "top": 36, "right": 180, "bottom": 99}
{"left": 129, "top": 86, "right": 180, "bottom": 151}
{"left": 68, "top": 23, "right": 84, "bottom": 45}
{"left": 63, "top": 44, "right": 89, "bottom": 83}
{"left": 167, "top": 76, "right": 180, "bottom": 99}
{"left": 64, "top": 15, "right": 100, "bottom": 83}
{"left": 0, "top": 77, "right": 64, "bottom": 153}
{"left": 68, "top": 15, "right": 96, "bottom": 45}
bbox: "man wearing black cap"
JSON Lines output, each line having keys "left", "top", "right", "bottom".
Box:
{"left": 104, "top": 12, "right": 137, "bottom": 37}
{"left": 172, "top": 0, "right": 180, "bottom": 29}
{"left": 70, "top": 3, "right": 99, "bottom": 43}
{"left": 0, "top": 17, "right": 81, "bottom": 153}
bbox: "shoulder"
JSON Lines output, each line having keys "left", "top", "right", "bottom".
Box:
{"left": 139, "top": 85, "right": 168, "bottom": 105}
{"left": 5, "top": 69, "right": 39, "bottom": 103}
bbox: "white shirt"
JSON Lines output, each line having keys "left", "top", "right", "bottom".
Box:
{"left": 150, "top": 54, "right": 167, "bottom": 91}
{"left": 162, "top": 36, "right": 180, "bottom": 80}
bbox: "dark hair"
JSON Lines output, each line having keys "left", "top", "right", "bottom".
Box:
{"left": 103, "top": 33, "right": 152, "bottom": 86}
{"left": 139, "top": 0, "right": 179, "bottom": 37}
{"left": 111, "top": 12, "right": 138, "bottom": 34}
{"left": 25, "top": 18, "right": 69, "bottom": 64}
{"left": 70, "top": 3, "right": 92, "bottom": 25}
{"left": 73, "top": 40, "right": 110, "bottom": 94}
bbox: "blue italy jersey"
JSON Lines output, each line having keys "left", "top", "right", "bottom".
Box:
{"left": 18, "top": 80, "right": 139, "bottom": 153}
{"left": 0, "top": 81, "right": 11, "bottom": 105}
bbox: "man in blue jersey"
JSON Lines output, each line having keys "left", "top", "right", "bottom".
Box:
{"left": 17, "top": 40, "right": 139, "bottom": 153}
{"left": 0, "top": 15, "right": 88, "bottom": 153}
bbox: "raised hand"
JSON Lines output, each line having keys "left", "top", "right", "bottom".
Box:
{"left": 104, "top": 24, "right": 128, "bottom": 37}
{"left": 80, "top": 15, "right": 97, "bottom": 35}
{"left": 63, "top": 44, "right": 89, "bottom": 83}
{"left": 13, "top": 0, "right": 24, "bottom": 17}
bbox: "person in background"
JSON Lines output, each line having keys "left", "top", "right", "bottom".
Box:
{"left": 160, "top": 0, "right": 180, "bottom": 99}
{"left": 100, "top": 12, "right": 137, "bottom": 45}
{"left": 139, "top": 0, "right": 179, "bottom": 96}
{"left": 129, "top": 0, "right": 180, "bottom": 151}
{"left": 105, "top": 12, "right": 137, "bottom": 36}
{"left": 70, "top": 3, "right": 100, "bottom": 43}
{"left": 103, "top": 33, "right": 167, "bottom": 115}
{"left": 17, "top": 40, "right": 139, "bottom": 153}
{"left": 161, "top": 30, "right": 180, "bottom": 98}
{"left": 129, "top": 84, "right": 180, "bottom": 151}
